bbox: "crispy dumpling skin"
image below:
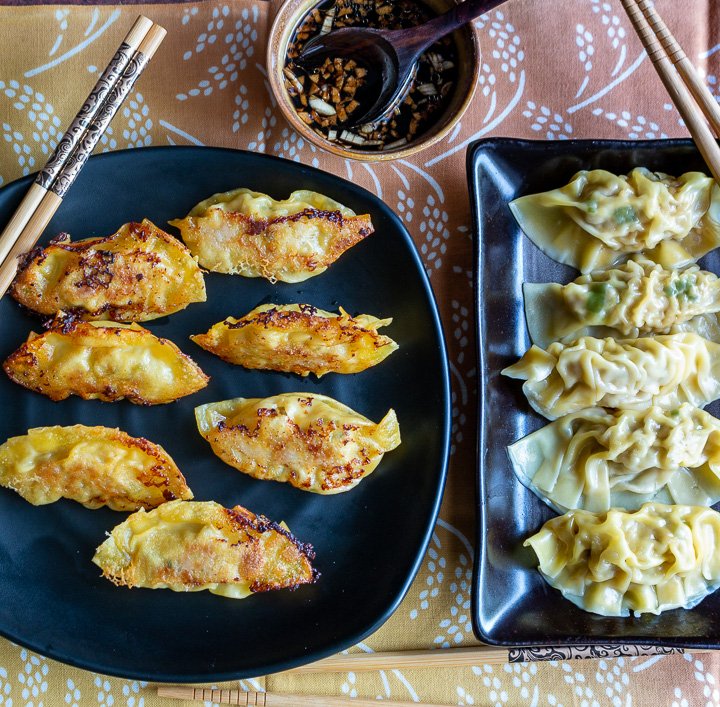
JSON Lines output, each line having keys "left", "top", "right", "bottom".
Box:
{"left": 524, "top": 258, "right": 720, "bottom": 348}
{"left": 502, "top": 333, "right": 720, "bottom": 420}
{"left": 3, "top": 318, "right": 209, "bottom": 404}
{"left": 169, "top": 188, "right": 373, "bottom": 283}
{"left": 524, "top": 503, "right": 720, "bottom": 616}
{"left": 509, "top": 405, "right": 720, "bottom": 513}
{"left": 510, "top": 168, "right": 720, "bottom": 272}
{"left": 195, "top": 393, "right": 401, "bottom": 494}
{"left": 0, "top": 425, "right": 192, "bottom": 510}
{"left": 93, "top": 500, "right": 317, "bottom": 597}
{"left": 10, "top": 220, "right": 206, "bottom": 321}
{"left": 191, "top": 303, "right": 398, "bottom": 376}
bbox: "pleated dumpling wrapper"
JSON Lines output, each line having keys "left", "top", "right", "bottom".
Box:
{"left": 524, "top": 258, "right": 720, "bottom": 349}
{"left": 169, "top": 188, "right": 374, "bottom": 283}
{"left": 3, "top": 319, "right": 209, "bottom": 404}
{"left": 191, "top": 303, "right": 398, "bottom": 376}
{"left": 10, "top": 220, "right": 206, "bottom": 321}
{"left": 524, "top": 503, "right": 720, "bottom": 616}
{"left": 0, "top": 425, "right": 192, "bottom": 511}
{"left": 510, "top": 168, "right": 720, "bottom": 272}
{"left": 508, "top": 405, "right": 720, "bottom": 513}
{"left": 195, "top": 393, "right": 401, "bottom": 494}
{"left": 93, "top": 500, "right": 317, "bottom": 598}
{"left": 502, "top": 333, "right": 720, "bottom": 420}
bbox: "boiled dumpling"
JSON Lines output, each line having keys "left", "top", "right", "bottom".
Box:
{"left": 524, "top": 503, "right": 720, "bottom": 616}
{"left": 0, "top": 425, "right": 192, "bottom": 510}
{"left": 93, "top": 500, "right": 317, "bottom": 598}
{"left": 10, "top": 220, "right": 206, "bottom": 321}
{"left": 510, "top": 168, "right": 720, "bottom": 272}
{"left": 502, "top": 333, "right": 720, "bottom": 419}
{"left": 195, "top": 393, "right": 401, "bottom": 494}
{"left": 169, "top": 188, "right": 374, "bottom": 283}
{"left": 524, "top": 259, "right": 720, "bottom": 348}
{"left": 3, "top": 318, "right": 209, "bottom": 404}
{"left": 191, "top": 303, "right": 398, "bottom": 376}
{"left": 509, "top": 405, "right": 720, "bottom": 513}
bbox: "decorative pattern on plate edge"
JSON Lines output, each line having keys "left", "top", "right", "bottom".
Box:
{"left": 509, "top": 645, "right": 685, "bottom": 662}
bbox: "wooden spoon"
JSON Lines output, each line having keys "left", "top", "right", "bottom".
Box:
{"left": 297, "top": 0, "right": 508, "bottom": 126}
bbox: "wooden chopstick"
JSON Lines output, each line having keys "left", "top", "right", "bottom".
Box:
{"left": 157, "top": 687, "right": 447, "bottom": 706}
{"left": 283, "top": 644, "right": 711, "bottom": 672}
{"left": 634, "top": 0, "right": 720, "bottom": 137}
{"left": 618, "top": 0, "right": 720, "bottom": 182}
{"left": 0, "top": 16, "right": 153, "bottom": 273}
{"left": 156, "top": 645, "right": 713, "bottom": 703}
{"left": 0, "top": 17, "right": 166, "bottom": 299}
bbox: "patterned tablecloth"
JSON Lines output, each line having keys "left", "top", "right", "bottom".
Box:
{"left": 0, "top": 0, "right": 720, "bottom": 705}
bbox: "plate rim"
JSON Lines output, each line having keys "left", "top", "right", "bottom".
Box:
{"left": 0, "top": 144, "right": 452, "bottom": 681}
{"left": 466, "top": 136, "right": 720, "bottom": 649}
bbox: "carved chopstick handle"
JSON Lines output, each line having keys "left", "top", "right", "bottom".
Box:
{"left": 0, "top": 18, "right": 166, "bottom": 300}
{"left": 35, "top": 16, "right": 153, "bottom": 192}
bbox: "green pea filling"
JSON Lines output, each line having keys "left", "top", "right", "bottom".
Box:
{"left": 613, "top": 205, "right": 638, "bottom": 225}
{"left": 663, "top": 276, "right": 698, "bottom": 300}
{"left": 586, "top": 283, "right": 607, "bottom": 314}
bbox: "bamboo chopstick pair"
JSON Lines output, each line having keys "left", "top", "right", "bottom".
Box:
{"left": 155, "top": 644, "right": 707, "bottom": 705}
{"left": 0, "top": 15, "right": 166, "bottom": 299}
{"left": 618, "top": 0, "right": 720, "bottom": 181}
{"left": 157, "top": 688, "right": 448, "bottom": 707}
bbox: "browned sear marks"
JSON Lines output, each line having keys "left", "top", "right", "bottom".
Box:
{"left": 11, "top": 219, "right": 206, "bottom": 321}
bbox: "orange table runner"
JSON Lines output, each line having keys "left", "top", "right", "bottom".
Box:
{"left": 0, "top": 1, "right": 719, "bottom": 704}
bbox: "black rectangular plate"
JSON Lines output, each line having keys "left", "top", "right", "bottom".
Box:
{"left": 469, "top": 137, "right": 720, "bottom": 648}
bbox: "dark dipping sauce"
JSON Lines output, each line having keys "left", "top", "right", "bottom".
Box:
{"left": 284, "top": 0, "right": 458, "bottom": 151}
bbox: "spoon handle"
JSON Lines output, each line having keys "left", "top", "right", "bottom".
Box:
{"left": 395, "top": 0, "right": 507, "bottom": 61}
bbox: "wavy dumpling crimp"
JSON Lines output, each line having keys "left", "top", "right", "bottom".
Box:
{"left": 170, "top": 188, "right": 374, "bottom": 283}
{"left": 3, "top": 318, "right": 209, "bottom": 404}
{"left": 191, "top": 303, "right": 398, "bottom": 376}
{"left": 524, "top": 259, "right": 720, "bottom": 348}
{"left": 502, "top": 333, "right": 720, "bottom": 420}
{"left": 0, "top": 425, "right": 192, "bottom": 510}
{"left": 93, "top": 500, "right": 317, "bottom": 598}
{"left": 195, "top": 393, "right": 401, "bottom": 494}
{"left": 510, "top": 168, "right": 720, "bottom": 272}
{"left": 524, "top": 503, "right": 720, "bottom": 616}
{"left": 509, "top": 405, "right": 720, "bottom": 513}
{"left": 10, "top": 220, "right": 206, "bottom": 321}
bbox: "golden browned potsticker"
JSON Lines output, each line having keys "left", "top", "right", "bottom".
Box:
{"left": 93, "top": 500, "right": 317, "bottom": 598}
{"left": 3, "top": 318, "right": 209, "bottom": 404}
{"left": 195, "top": 393, "right": 401, "bottom": 494}
{"left": 0, "top": 425, "right": 192, "bottom": 511}
{"left": 191, "top": 303, "right": 398, "bottom": 376}
{"left": 11, "top": 220, "right": 206, "bottom": 321}
{"left": 169, "top": 188, "right": 373, "bottom": 283}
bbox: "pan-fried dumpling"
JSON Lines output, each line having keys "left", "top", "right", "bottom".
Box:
{"left": 191, "top": 303, "right": 398, "bottom": 376}
{"left": 509, "top": 405, "right": 720, "bottom": 513}
{"left": 524, "top": 259, "right": 720, "bottom": 348}
{"left": 524, "top": 503, "right": 720, "bottom": 616}
{"left": 3, "top": 318, "right": 209, "bottom": 404}
{"left": 10, "top": 220, "right": 206, "bottom": 321}
{"left": 93, "top": 500, "right": 317, "bottom": 598}
{"left": 502, "top": 333, "right": 720, "bottom": 419}
{"left": 169, "top": 188, "right": 373, "bottom": 283}
{"left": 0, "top": 425, "right": 192, "bottom": 510}
{"left": 510, "top": 168, "right": 720, "bottom": 272}
{"left": 195, "top": 393, "right": 401, "bottom": 494}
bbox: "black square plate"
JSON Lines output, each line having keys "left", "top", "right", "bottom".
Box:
{"left": 469, "top": 137, "right": 720, "bottom": 648}
{"left": 0, "top": 146, "right": 451, "bottom": 681}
